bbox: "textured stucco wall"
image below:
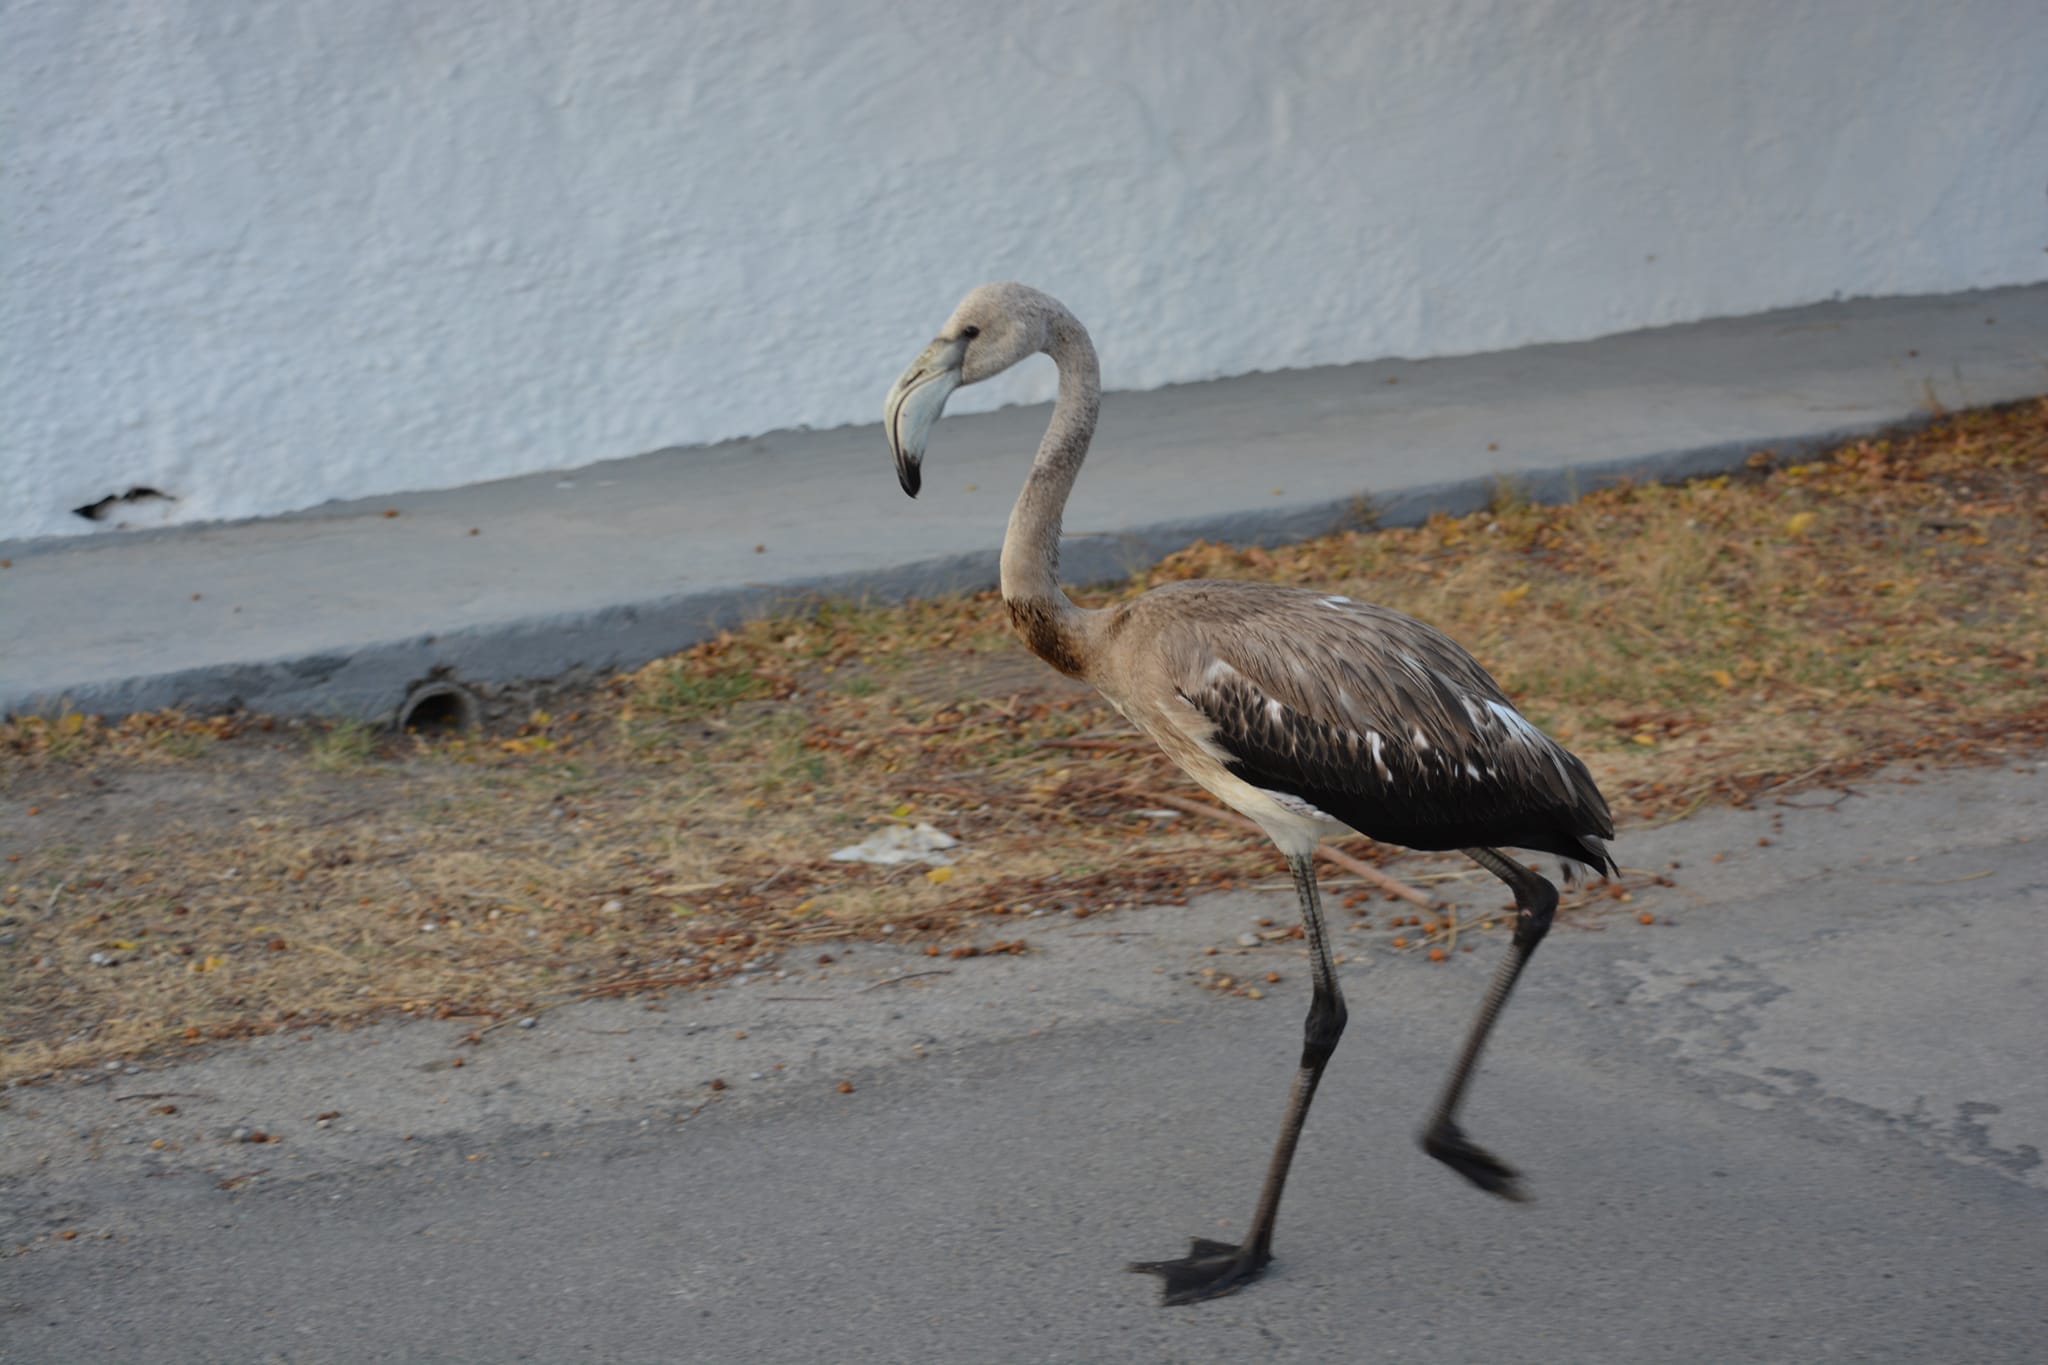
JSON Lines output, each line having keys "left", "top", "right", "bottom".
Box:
{"left": 6, "top": 0, "right": 2046, "bottom": 541}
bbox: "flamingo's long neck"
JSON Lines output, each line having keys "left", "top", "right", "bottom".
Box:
{"left": 1000, "top": 313, "right": 1101, "bottom": 678}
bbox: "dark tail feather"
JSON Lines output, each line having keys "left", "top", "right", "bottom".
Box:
{"left": 1559, "top": 833, "right": 1615, "bottom": 883}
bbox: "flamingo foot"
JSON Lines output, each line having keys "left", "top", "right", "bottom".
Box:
{"left": 1421, "top": 1118, "right": 1530, "bottom": 1201}
{"left": 1128, "top": 1236, "right": 1272, "bottom": 1306}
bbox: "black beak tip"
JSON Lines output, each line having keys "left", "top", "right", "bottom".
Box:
{"left": 897, "top": 461, "right": 922, "bottom": 499}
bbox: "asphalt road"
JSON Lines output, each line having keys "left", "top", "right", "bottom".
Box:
{"left": 3, "top": 761, "right": 2043, "bottom": 1363}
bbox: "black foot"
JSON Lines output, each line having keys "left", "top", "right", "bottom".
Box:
{"left": 1421, "top": 1119, "right": 1530, "bottom": 1201}
{"left": 1128, "top": 1236, "right": 1272, "bottom": 1305}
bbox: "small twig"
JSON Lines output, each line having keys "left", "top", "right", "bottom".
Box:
{"left": 1422, "top": 912, "right": 1497, "bottom": 948}
{"left": 471, "top": 997, "right": 589, "bottom": 1038}
{"left": 1402, "top": 869, "right": 1482, "bottom": 885}
{"left": 1043, "top": 724, "right": 1136, "bottom": 742}
{"left": 1134, "top": 791, "right": 1267, "bottom": 834}
{"left": 749, "top": 865, "right": 794, "bottom": 894}
{"left": 855, "top": 970, "right": 953, "bottom": 993}
{"left": 302, "top": 942, "right": 369, "bottom": 969}
{"left": 1774, "top": 786, "right": 1862, "bottom": 811}
{"left": 1754, "top": 757, "right": 1850, "bottom": 798}
{"left": 307, "top": 805, "right": 377, "bottom": 830}
{"left": 1034, "top": 738, "right": 1150, "bottom": 753}
{"left": 761, "top": 995, "right": 838, "bottom": 1002}
{"left": 1315, "top": 842, "right": 1443, "bottom": 910}
{"left": 887, "top": 718, "right": 974, "bottom": 737}
{"left": 112, "top": 1091, "right": 212, "bottom": 1103}
{"left": 1136, "top": 792, "right": 1442, "bottom": 909}
{"left": 674, "top": 1095, "right": 718, "bottom": 1125}
{"left": 580, "top": 973, "right": 699, "bottom": 998}
{"left": 1885, "top": 870, "right": 1995, "bottom": 886}
{"left": 896, "top": 782, "right": 995, "bottom": 802}
{"left": 1637, "top": 790, "right": 1713, "bottom": 829}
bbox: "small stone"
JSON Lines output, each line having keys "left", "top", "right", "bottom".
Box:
{"left": 1236, "top": 933, "right": 1258, "bottom": 947}
{"left": 601, "top": 899, "right": 624, "bottom": 913}
{"left": 517, "top": 1017, "right": 538, "bottom": 1030}
{"left": 231, "top": 1127, "right": 251, "bottom": 1142}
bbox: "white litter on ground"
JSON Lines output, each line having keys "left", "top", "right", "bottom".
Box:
{"left": 829, "top": 823, "right": 961, "bottom": 866}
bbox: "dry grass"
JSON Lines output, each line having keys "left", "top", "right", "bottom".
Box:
{"left": 3, "top": 400, "right": 2045, "bottom": 1082}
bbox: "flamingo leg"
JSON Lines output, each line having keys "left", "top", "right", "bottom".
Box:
{"left": 1130, "top": 852, "right": 1347, "bottom": 1305}
{"left": 1417, "top": 845, "right": 1558, "bottom": 1200}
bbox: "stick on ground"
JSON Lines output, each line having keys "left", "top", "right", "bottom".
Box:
{"left": 1136, "top": 791, "right": 1444, "bottom": 910}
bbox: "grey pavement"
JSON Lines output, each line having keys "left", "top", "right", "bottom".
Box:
{"left": 2, "top": 759, "right": 2042, "bottom": 1362}
{"left": 5, "top": 285, "right": 2046, "bottom": 722}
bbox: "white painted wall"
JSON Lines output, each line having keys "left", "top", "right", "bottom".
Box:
{"left": 6, "top": 0, "right": 2045, "bottom": 542}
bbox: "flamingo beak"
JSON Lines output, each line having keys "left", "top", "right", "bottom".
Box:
{"left": 884, "top": 335, "right": 967, "bottom": 499}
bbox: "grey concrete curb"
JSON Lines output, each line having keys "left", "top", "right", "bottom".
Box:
{"left": 10, "top": 422, "right": 1911, "bottom": 722}
{"left": 6, "top": 282, "right": 2044, "bottom": 722}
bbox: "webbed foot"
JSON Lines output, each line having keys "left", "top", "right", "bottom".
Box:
{"left": 1128, "top": 1236, "right": 1272, "bottom": 1306}
{"left": 1421, "top": 1119, "right": 1529, "bottom": 1201}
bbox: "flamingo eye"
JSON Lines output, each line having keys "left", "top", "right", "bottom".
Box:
{"left": 960, "top": 326, "right": 980, "bottom": 340}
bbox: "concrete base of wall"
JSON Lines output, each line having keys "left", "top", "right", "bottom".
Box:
{"left": 4, "top": 285, "right": 2044, "bottom": 721}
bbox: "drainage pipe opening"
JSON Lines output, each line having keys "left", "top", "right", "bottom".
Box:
{"left": 394, "top": 680, "right": 481, "bottom": 737}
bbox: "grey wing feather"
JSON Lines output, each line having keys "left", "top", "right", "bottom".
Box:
{"left": 1146, "top": 584, "right": 1613, "bottom": 862}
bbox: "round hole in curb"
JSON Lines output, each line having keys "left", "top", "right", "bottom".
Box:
{"left": 395, "top": 681, "right": 481, "bottom": 737}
